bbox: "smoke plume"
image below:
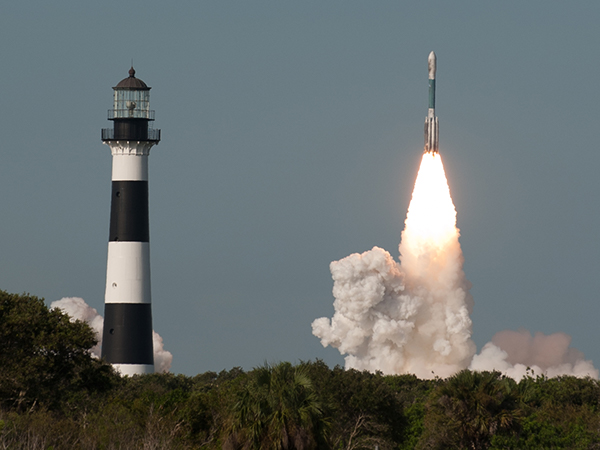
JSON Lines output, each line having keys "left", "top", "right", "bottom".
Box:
{"left": 51, "top": 297, "right": 173, "bottom": 373}
{"left": 471, "top": 330, "right": 598, "bottom": 379}
{"left": 313, "top": 152, "right": 596, "bottom": 380}
{"left": 313, "top": 153, "right": 474, "bottom": 379}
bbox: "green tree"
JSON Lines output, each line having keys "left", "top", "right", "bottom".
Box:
{"left": 490, "top": 375, "right": 600, "bottom": 449}
{"left": 419, "top": 370, "right": 521, "bottom": 450}
{"left": 385, "top": 374, "right": 439, "bottom": 449}
{"left": 185, "top": 367, "right": 246, "bottom": 447}
{"left": 302, "top": 360, "right": 405, "bottom": 450}
{"left": 0, "top": 290, "right": 115, "bottom": 411}
{"left": 225, "top": 362, "right": 327, "bottom": 450}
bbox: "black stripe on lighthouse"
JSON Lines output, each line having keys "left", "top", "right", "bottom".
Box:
{"left": 109, "top": 181, "right": 149, "bottom": 242}
{"left": 102, "top": 304, "right": 154, "bottom": 364}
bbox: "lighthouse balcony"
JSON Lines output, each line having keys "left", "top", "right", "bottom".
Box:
{"left": 102, "top": 128, "right": 161, "bottom": 142}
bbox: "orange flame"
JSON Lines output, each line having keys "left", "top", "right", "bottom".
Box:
{"left": 402, "top": 152, "right": 458, "bottom": 255}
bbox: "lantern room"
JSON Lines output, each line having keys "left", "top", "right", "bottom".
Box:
{"left": 102, "top": 67, "right": 160, "bottom": 142}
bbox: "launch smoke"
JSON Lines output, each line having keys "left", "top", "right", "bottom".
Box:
{"left": 313, "top": 152, "right": 597, "bottom": 380}
{"left": 313, "top": 153, "right": 474, "bottom": 379}
{"left": 51, "top": 297, "right": 173, "bottom": 373}
{"left": 471, "top": 330, "right": 598, "bottom": 379}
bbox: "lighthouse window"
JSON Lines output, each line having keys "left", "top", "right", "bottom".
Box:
{"left": 113, "top": 89, "right": 151, "bottom": 119}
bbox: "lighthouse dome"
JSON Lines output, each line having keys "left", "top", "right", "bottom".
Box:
{"left": 114, "top": 67, "right": 149, "bottom": 90}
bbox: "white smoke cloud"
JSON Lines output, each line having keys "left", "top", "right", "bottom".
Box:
{"left": 153, "top": 330, "right": 172, "bottom": 374}
{"left": 312, "top": 241, "right": 475, "bottom": 379}
{"left": 312, "top": 153, "right": 597, "bottom": 380}
{"left": 51, "top": 297, "right": 173, "bottom": 373}
{"left": 471, "top": 330, "right": 598, "bottom": 380}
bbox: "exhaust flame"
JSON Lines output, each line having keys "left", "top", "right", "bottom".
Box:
{"left": 313, "top": 151, "right": 597, "bottom": 380}
{"left": 403, "top": 152, "right": 456, "bottom": 247}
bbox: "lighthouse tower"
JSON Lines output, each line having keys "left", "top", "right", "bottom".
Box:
{"left": 101, "top": 67, "right": 160, "bottom": 376}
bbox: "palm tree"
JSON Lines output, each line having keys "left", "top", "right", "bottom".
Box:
{"left": 225, "top": 362, "right": 328, "bottom": 450}
{"left": 419, "top": 370, "right": 521, "bottom": 450}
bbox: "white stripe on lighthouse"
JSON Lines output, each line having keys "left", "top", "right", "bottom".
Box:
{"left": 112, "top": 154, "right": 148, "bottom": 181}
{"left": 104, "top": 241, "right": 151, "bottom": 304}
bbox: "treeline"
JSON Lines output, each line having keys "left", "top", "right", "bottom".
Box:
{"left": 2, "top": 291, "right": 600, "bottom": 449}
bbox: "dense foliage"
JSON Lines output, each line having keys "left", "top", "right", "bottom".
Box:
{"left": 2, "top": 290, "right": 600, "bottom": 449}
{"left": 0, "top": 291, "right": 116, "bottom": 412}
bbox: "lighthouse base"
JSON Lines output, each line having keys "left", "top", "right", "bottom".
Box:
{"left": 113, "top": 363, "right": 154, "bottom": 376}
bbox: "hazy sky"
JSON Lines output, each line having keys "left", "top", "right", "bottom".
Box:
{"left": 2, "top": 1, "right": 600, "bottom": 376}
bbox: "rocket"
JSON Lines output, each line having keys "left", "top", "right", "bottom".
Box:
{"left": 424, "top": 51, "right": 439, "bottom": 154}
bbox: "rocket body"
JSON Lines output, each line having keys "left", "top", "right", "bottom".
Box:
{"left": 424, "top": 51, "right": 439, "bottom": 154}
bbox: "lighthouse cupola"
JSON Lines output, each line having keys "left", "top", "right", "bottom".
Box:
{"left": 102, "top": 67, "right": 160, "bottom": 143}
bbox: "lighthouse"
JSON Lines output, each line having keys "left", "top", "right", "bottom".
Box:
{"left": 100, "top": 67, "right": 160, "bottom": 376}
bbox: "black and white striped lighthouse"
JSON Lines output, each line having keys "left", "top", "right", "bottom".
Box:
{"left": 100, "top": 67, "right": 160, "bottom": 376}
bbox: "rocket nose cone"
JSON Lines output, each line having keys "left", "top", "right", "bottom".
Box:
{"left": 428, "top": 51, "right": 437, "bottom": 79}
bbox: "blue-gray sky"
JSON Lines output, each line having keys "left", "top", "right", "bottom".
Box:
{"left": 1, "top": 1, "right": 599, "bottom": 375}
